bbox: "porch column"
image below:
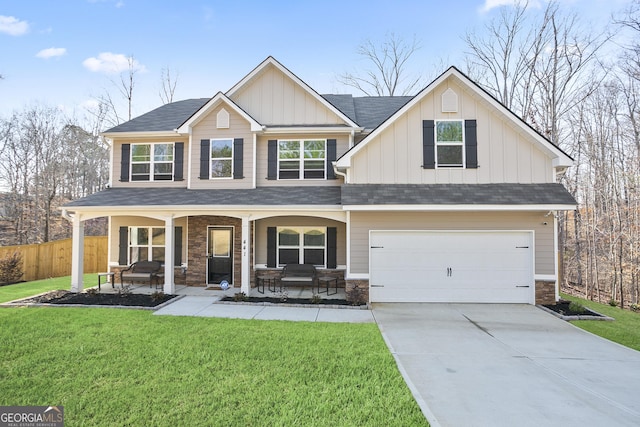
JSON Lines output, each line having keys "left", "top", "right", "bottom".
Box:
{"left": 164, "top": 216, "right": 175, "bottom": 294}
{"left": 241, "top": 216, "right": 250, "bottom": 294}
{"left": 70, "top": 214, "right": 85, "bottom": 292}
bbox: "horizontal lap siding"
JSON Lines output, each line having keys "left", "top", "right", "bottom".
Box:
{"left": 255, "top": 216, "right": 346, "bottom": 266}
{"left": 112, "top": 137, "right": 189, "bottom": 188}
{"left": 349, "top": 211, "right": 554, "bottom": 276}
{"left": 190, "top": 105, "right": 253, "bottom": 189}
{"left": 256, "top": 134, "right": 349, "bottom": 187}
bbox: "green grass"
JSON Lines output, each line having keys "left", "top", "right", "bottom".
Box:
{"left": 0, "top": 280, "right": 428, "bottom": 426}
{"left": 561, "top": 293, "right": 640, "bottom": 352}
{"left": 0, "top": 274, "right": 95, "bottom": 304}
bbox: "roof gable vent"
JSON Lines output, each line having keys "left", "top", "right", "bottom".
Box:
{"left": 217, "top": 108, "right": 230, "bottom": 129}
{"left": 441, "top": 88, "right": 458, "bottom": 113}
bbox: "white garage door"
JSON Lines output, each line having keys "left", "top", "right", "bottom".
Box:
{"left": 369, "top": 230, "right": 534, "bottom": 303}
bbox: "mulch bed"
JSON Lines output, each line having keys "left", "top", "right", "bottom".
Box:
{"left": 14, "top": 290, "right": 178, "bottom": 307}
{"left": 220, "top": 296, "right": 365, "bottom": 306}
{"left": 542, "top": 299, "right": 606, "bottom": 318}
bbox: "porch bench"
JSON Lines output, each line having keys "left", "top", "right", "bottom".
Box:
{"left": 280, "top": 264, "right": 317, "bottom": 290}
{"left": 120, "top": 261, "right": 163, "bottom": 288}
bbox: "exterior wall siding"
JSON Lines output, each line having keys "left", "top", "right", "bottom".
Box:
{"left": 230, "top": 65, "right": 345, "bottom": 126}
{"left": 349, "top": 211, "right": 555, "bottom": 276}
{"left": 111, "top": 137, "right": 189, "bottom": 188}
{"left": 255, "top": 134, "right": 349, "bottom": 187}
{"left": 254, "top": 216, "right": 346, "bottom": 267}
{"left": 190, "top": 104, "right": 254, "bottom": 189}
{"left": 109, "top": 216, "right": 188, "bottom": 266}
{"left": 349, "top": 77, "right": 553, "bottom": 185}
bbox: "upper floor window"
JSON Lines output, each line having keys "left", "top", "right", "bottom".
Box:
{"left": 435, "top": 121, "right": 464, "bottom": 168}
{"left": 131, "top": 143, "right": 174, "bottom": 181}
{"left": 278, "top": 139, "right": 325, "bottom": 179}
{"left": 210, "top": 138, "right": 233, "bottom": 178}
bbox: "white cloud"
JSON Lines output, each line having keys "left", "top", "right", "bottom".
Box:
{"left": 36, "top": 47, "right": 67, "bottom": 59}
{"left": 82, "top": 52, "right": 147, "bottom": 74}
{"left": 0, "top": 15, "right": 29, "bottom": 36}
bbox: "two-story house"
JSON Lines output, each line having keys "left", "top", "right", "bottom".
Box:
{"left": 63, "top": 56, "right": 576, "bottom": 305}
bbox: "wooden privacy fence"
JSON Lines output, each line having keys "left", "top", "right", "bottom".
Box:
{"left": 0, "top": 236, "right": 108, "bottom": 281}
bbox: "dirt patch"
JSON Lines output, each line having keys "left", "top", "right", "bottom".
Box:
{"left": 12, "top": 290, "right": 178, "bottom": 308}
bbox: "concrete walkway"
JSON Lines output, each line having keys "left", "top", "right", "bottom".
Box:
{"left": 372, "top": 303, "right": 640, "bottom": 427}
{"left": 154, "top": 295, "right": 374, "bottom": 323}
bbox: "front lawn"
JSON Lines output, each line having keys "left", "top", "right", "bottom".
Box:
{"left": 0, "top": 283, "right": 427, "bottom": 426}
{"left": 561, "top": 293, "right": 640, "bottom": 352}
{"left": 0, "top": 274, "right": 95, "bottom": 304}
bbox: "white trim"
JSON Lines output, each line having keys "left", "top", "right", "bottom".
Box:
{"left": 252, "top": 133, "right": 257, "bottom": 189}
{"left": 535, "top": 274, "right": 557, "bottom": 281}
{"left": 262, "top": 126, "right": 361, "bottom": 134}
{"left": 130, "top": 142, "right": 175, "bottom": 182}
{"left": 346, "top": 210, "right": 352, "bottom": 279}
{"left": 108, "top": 137, "right": 114, "bottom": 187}
{"left": 209, "top": 138, "right": 234, "bottom": 179}
{"left": 277, "top": 139, "right": 327, "bottom": 181}
{"left": 226, "top": 56, "right": 360, "bottom": 129}
{"left": 187, "top": 133, "right": 193, "bottom": 188}
{"left": 335, "top": 67, "right": 573, "bottom": 169}
{"left": 176, "top": 92, "right": 263, "bottom": 133}
{"left": 554, "top": 212, "right": 560, "bottom": 301}
{"left": 343, "top": 204, "right": 577, "bottom": 212}
{"left": 345, "top": 273, "right": 369, "bottom": 280}
{"left": 102, "top": 130, "right": 182, "bottom": 138}
{"left": 434, "top": 119, "right": 465, "bottom": 169}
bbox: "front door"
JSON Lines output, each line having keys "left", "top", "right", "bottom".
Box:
{"left": 207, "top": 226, "right": 233, "bottom": 285}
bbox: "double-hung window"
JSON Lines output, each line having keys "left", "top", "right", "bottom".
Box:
{"left": 210, "top": 138, "right": 233, "bottom": 178}
{"left": 129, "top": 227, "right": 165, "bottom": 263}
{"left": 131, "top": 143, "right": 174, "bottom": 181}
{"left": 278, "top": 139, "right": 325, "bottom": 179}
{"left": 277, "top": 227, "right": 326, "bottom": 267}
{"left": 435, "top": 120, "right": 464, "bottom": 168}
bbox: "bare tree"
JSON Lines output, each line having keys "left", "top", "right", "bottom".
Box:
{"left": 159, "top": 66, "right": 179, "bottom": 104}
{"left": 338, "top": 33, "right": 424, "bottom": 96}
{"left": 116, "top": 55, "right": 139, "bottom": 121}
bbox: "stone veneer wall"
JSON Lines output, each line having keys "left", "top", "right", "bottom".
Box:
{"left": 186, "top": 216, "right": 243, "bottom": 287}
{"left": 535, "top": 280, "right": 556, "bottom": 305}
{"left": 345, "top": 280, "right": 369, "bottom": 304}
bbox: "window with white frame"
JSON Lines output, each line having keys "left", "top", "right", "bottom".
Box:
{"left": 210, "top": 138, "right": 233, "bottom": 178}
{"left": 129, "top": 227, "right": 165, "bottom": 263}
{"left": 277, "top": 227, "right": 326, "bottom": 266}
{"left": 278, "top": 139, "right": 325, "bottom": 179}
{"left": 131, "top": 143, "right": 174, "bottom": 181}
{"left": 435, "top": 120, "right": 464, "bottom": 168}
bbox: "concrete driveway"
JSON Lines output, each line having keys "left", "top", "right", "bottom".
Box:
{"left": 372, "top": 303, "right": 640, "bottom": 427}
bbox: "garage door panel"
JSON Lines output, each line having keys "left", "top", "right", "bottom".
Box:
{"left": 369, "top": 231, "right": 534, "bottom": 304}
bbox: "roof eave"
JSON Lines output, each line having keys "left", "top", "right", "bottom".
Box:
{"left": 101, "top": 130, "right": 183, "bottom": 138}
{"left": 343, "top": 204, "right": 577, "bottom": 212}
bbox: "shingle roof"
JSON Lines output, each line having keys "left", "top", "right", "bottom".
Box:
{"left": 104, "top": 98, "right": 211, "bottom": 133}
{"left": 64, "top": 183, "right": 576, "bottom": 209}
{"left": 322, "top": 95, "right": 412, "bottom": 130}
{"left": 64, "top": 186, "right": 343, "bottom": 207}
{"left": 340, "top": 183, "right": 577, "bottom": 205}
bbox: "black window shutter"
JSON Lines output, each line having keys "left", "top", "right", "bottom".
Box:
{"left": 199, "top": 139, "right": 209, "bottom": 179}
{"left": 422, "top": 120, "right": 435, "bottom": 169}
{"left": 233, "top": 138, "right": 244, "bottom": 179}
{"left": 267, "top": 227, "right": 277, "bottom": 268}
{"left": 118, "top": 226, "right": 129, "bottom": 265}
{"left": 120, "top": 144, "right": 131, "bottom": 181}
{"left": 174, "top": 142, "right": 184, "bottom": 181}
{"left": 174, "top": 226, "right": 182, "bottom": 266}
{"left": 267, "top": 140, "right": 277, "bottom": 180}
{"left": 326, "top": 139, "right": 337, "bottom": 179}
{"left": 465, "top": 119, "right": 478, "bottom": 169}
{"left": 327, "top": 227, "right": 337, "bottom": 269}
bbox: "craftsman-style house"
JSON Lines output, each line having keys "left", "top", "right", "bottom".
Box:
{"left": 64, "top": 56, "right": 576, "bottom": 304}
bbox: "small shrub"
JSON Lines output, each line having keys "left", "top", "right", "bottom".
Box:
{"left": 609, "top": 299, "right": 618, "bottom": 307}
{"left": 233, "top": 291, "right": 247, "bottom": 302}
{"left": 117, "top": 285, "right": 132, "bottom": 297}
{"left": 277, "top": 290, "right": 289, "bottom": 302}
{"left": 150, "top": 291, "right": 165, "bottom": 302}
{"left": 568, "top": 301, "right": 586, "bottom": 314}
{"left": 85, "top": 288, "right": 99, "bottom": 297}
{"left": 310, "top": 294, "right": 322, "bottom": 304}
{"left": 0, "top": 252, "right": 24, "bottom": 285}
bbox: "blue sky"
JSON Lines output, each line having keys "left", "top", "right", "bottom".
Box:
{"left": 0, "top": 0, "right": 630, "bottom": 122}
